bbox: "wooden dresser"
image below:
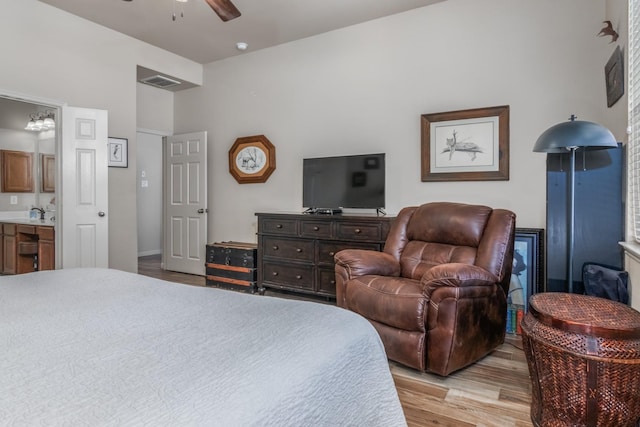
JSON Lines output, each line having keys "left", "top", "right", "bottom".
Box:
{"left": 256, "top": 212, "right": 394, "bottom": 299}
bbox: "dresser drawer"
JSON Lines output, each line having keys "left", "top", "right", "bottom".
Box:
{"left": 262, "top": 261, "right": 314, "bottom": 292}
{"left": 262, "top": 237, "right": 314, "bottom": 262}
{"left": 335, "top": 222, "right": 383, "bottom": 241}
{"left": 317, "top": 241, "right": 381, "bottom": 264}
{"left": 300, "top": 220, "right": 332, "bottom": 239}
{"left": 317, "top": 267, "right": 338, "bottom": 296}
{"left": 260, "top": 218, "right": 298, "bottom": 236}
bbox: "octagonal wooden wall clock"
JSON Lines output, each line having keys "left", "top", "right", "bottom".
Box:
{"left": 228, "top": 134, "right": 276, "bottom": 184}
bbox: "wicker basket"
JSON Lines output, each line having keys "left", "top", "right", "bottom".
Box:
{"left": 521, "top": 293, "right": 640, "bottom": 427}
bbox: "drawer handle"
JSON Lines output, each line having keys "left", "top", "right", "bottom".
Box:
{"left": 272, "top": 272, "right": 279, "bottom": 276}
{"left": 330, "top": 279, "right": 336, "bottom": 284}
{"left": 329, "top": 251, "right": 335, "bottom": 256}
{"left": 296, "top": 248, "right": 302, "bottom": 253}
{"left": 296, "top": 275, "right": 302, "bottom": 280}
{"left": 276, "top": 224, "right": 283, "bottom": 229}
{"left": 272, "top": 245, "right": 279, "bottom": 251}
{"left": 313, "top": 226, "right": 319, "bottom": 231}
{"left": 354, "top": 228, "right": 361, "bottom": 234}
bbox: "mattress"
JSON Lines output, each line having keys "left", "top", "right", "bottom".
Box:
{"left": 0, "top": 268, "right": 406, "bottom": 426}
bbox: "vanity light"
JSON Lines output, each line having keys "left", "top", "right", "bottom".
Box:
{"left": 43, "top": 116, "right": 55, "bottom": 129}
{"left": 25, "top": 111, "right": 55, "bottom": 132}
{"left": 24, "top": 114, "right": 36, "bottom": 131}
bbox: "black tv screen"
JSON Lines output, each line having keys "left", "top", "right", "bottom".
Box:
{"left": 303, "top": 153, "right": 385, "bottom": 211}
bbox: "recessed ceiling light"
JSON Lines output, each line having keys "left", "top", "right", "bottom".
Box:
{"left": 236, "top": 42, "right": 248, "bottom": 51}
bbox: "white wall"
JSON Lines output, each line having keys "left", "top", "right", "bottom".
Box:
{"left": 137, "top": 83, "right": 174, "bottom": 136}
{"left": 0, "top": 0, "right": 202, "bottom": 272}
{"left": 175, "top": 0, "right": 612, "bottom": 245}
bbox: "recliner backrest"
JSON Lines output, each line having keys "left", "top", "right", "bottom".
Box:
{"left": 384, "top": 202, "right": 514, "bottom": 286}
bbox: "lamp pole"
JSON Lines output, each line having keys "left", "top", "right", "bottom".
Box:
{"left": 567, "top": 146, "right": 577, "bottom": 293}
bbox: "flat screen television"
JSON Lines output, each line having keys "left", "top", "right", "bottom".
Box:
{"left": 302, "top": 153, "right": 385, "bottom": 214}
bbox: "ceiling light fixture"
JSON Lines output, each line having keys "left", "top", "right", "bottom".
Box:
{"left": 25, "top": 111, "right": 56, "bottom": 132}
{"left": 236, "top": 42, "right": 248, "bottom": 51}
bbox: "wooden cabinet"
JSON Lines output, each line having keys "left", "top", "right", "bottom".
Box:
{"left": 37, "top": 226, "right": 55, "bottom": 271}
{"left": 1, "top": 222, "right": 54, "bottom": 274}
{"left": 16, "top": 224, "right": 38, "bottom": 273}
{"left": 3, "top": 223, "right": 16, "bottom": 274}
{"left": 1, "top": 150, "right": 34, "bottom": 193}
{"left": 0, "top": 224, "right": 3, "bottom": 272}
{"left": 256, "top": 212, "right": 394, "bottom": 298}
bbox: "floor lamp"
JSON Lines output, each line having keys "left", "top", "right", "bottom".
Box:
{"left": 533, "top": 115, "right": 618, "bottom": 293}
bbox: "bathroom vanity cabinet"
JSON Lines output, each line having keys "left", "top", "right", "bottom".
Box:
{"left": 0, "top": 221, "right": 54, "bottom": 274}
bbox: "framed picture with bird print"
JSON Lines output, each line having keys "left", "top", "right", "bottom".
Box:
{"left": 108, "top": 137, "right": 128, "bottom": 168}
{"left": 420, "top": 105, "right": 510, "bottom": 182}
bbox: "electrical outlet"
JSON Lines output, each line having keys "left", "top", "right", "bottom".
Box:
{"left": 141, "top": 180, "right": 149, "bottom": 188}
{"left": 10, "top": 196, "right": 17, "bottom": 205}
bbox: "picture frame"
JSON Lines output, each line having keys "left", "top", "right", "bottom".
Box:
{"left": 108, "top": 137, "right": 128, "bottom": 168}
{"left": 420, "top": 105, "right": 509, "bottom": 182}
{"left": 510, "top": 228, "right": 545, "bottom": 311}
{"left": 605, "top": 45, "right": 624, "bottom": 108}
{"left": 228, "top": 134, "right": 276, "bottom": 184}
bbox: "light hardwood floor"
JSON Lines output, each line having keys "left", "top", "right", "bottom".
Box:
{"left": 138, "top": 255, "right": 533, "bottom": 427}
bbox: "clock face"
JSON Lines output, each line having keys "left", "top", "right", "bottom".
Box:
{"left": 235, "top": 145, "right": 267, "bottom": 174}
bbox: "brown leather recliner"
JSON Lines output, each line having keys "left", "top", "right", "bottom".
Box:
{"left": 334, "top": 202, "right": 516, "bottom": 376}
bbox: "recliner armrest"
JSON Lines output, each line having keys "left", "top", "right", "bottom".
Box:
{"left": 420, "top": 263, "right": 498, "bottom": 297}
{"left": 334, "top": 249, "right": 400, "bottom": 279}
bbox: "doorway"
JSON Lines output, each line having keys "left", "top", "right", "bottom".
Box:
{"left": 136, "top": 131, "right": 164, "bottom": 258}
{"left": 136, "top": 130, "right": 208, "bottom": 276}
{"left": 0, "top": 96, "right": 58, "bottom": 262}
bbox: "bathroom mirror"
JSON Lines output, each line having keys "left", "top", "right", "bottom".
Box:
{"left": 0, "top": 97, "right": 56, "bottom": 214}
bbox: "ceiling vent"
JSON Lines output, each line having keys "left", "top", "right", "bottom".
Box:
{"left": 140, "top": 74, "right": 182, "bottom": 89}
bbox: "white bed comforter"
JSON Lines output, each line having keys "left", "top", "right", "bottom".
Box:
{"left": 0, "top": 268, "right": 407, "bottom": 427}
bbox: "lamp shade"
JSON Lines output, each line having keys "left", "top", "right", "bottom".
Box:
{"left": 533, "top": 120, "right": 618, "bottom": 153}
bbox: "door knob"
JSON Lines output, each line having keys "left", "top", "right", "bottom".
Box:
{"left": 98, "top": 211, "right": 106, "bottom": 217}
{"left": 197, "top": 208, "right": 208, "bottom": 214}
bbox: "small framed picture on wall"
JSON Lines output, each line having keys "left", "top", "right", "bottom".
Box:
{"left": 108, "top": 137, "right": 128, "bottom": 168}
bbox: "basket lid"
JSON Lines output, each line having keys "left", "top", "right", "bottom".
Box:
{"left": 529, "top": 293, "right": 640, "bottom": 339}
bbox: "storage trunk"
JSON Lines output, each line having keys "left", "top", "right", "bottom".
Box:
{"left": 205, "top": 242, "right": 257, "bottom": 293}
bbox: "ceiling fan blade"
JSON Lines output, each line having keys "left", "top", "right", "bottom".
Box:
{"left": 204, "top": 0, "right": 241, "bottom": 22}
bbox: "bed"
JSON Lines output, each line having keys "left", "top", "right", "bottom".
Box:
{"left": 0, "top": 268, "right": 407, "bottom": 426}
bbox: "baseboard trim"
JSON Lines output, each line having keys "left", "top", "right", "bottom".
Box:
{"left": 138, "top": 250, "right": 161, "bottom": 257}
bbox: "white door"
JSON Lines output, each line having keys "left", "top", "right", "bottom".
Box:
{"left": 61, "top": 106, "right": 109, "bottom": 268}
{"left": 164, "top": 131, "right": 207, "bottom": 275}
